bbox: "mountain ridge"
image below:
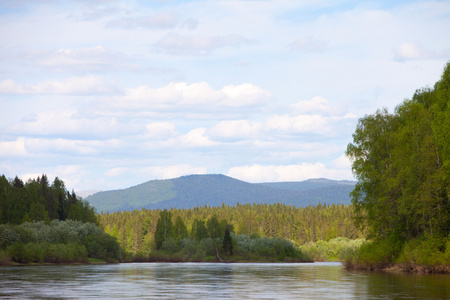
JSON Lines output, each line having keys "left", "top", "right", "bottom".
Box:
{"left": 86, "top": 174, "right": 356, "bottom": 212}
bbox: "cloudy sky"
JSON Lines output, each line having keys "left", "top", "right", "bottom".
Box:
{"left": 1, "top": 0, "right": 449, "bottom": 192}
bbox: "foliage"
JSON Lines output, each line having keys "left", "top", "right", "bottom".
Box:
{"left": 344, "top": 236, "right": 403, "bottom": 270}
{"left": 0, "top": 220, "right": 121, "bottom": 264}
{"left": 301, "top": 237, "right": 366, "bottom": 261}
{"left": 345, "top": 62, "right": 450, "bottom": 271}
{"left": 0, "top": 174, "right": 98, "bottom": 225}
{"left": 87, "top": 174, "right": 355, "bottom": 212}
{"left": 222, "top": 226, "right": 233, "bottom": 256}
{"left": 396, "top": 233, "right": 450, "bottom": 269}
{"left": 99, "top": 203, "right": 362, "bottom": 254}
{"left": 154, "top": 209, "right": 174, "bottom": 250}
{"left": 232, "top": 233, "right": 312, "bottom": 262}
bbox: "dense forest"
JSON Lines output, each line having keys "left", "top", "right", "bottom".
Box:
{"left": 0, "top": 175, "right": 122, "bottom": 264}
{"left": 0, "top": 174, "right": 97, "bottom": 225}
{"left": 99, "top": 203, "right": 363, "bottom": 254}
{"left": 141, "top": 209, "right": 312, "bottom": 262}
{"left": 345, "top": 62, "right": 450, "bottom": 272}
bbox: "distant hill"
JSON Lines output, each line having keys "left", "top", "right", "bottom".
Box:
{"left": 86, "top": 174, "right": 356, "bottom": 212}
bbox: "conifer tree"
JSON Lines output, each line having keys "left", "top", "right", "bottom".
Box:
{"left": 222, "top": 226, "right": 233, "bottom": 256}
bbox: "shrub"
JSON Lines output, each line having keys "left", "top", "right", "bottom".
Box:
{"left": 302, "top": 237, "right": 366, "bottom": 261}
{"left": 345, "top": 236, "right": 402, "bottom": 270}
{"left": 161, "top": 238, "right": 181, "bottom": 254}
{"left": 0, "top": 226, "right": 21, "bottom": 248}
{"left": 0, "top": 249, "right": 11, "bottom": 265}
{"left": 43, "top": 243, "right": 88, "bottom": 263}
{"left": 397, "top": 233, "right": 449, "bottom": 268}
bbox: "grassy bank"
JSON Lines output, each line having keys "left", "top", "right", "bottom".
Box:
{"left": 343, "top": 234, "right": 450, "bottom": 273}
{"left": 300, "top": 237, "right": 365, "bottom": 262}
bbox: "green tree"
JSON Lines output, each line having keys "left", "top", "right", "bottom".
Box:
{"left": 173, "top": 215, "right": 188, "bottom": 240}
{"left": 346, "top": 62, "right": 450, "bottom": 242}
{"left": 222, "top": 225, "right": 233, "bottom": 256}
{"left": 206, "top": 215, "right": 223, "bottom": 239}
{"left": 154, "top": 209, "right": 173, "bottom": 250}
{"left": 192, "top": 219, "right": 208, "bottom": 241}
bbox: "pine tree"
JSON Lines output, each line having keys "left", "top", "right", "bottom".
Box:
{"left": 222, "top": 225, "right": 233, "bottom": 256}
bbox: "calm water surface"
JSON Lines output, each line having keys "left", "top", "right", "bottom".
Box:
{"left": 0, "top": 262, "right": 448, "bottom": 299}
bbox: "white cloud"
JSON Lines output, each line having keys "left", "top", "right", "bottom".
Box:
{"left": 23, "top": 138, "right": 122, "bottom": 155}
{"left": 19, "top": 165, "right": 87, "bottom": 190}
{"left": 288, "top": 35, "right": 328, "bottom": 53}
{"left": 5, "top": 110, "right": 139, "bottom": 138}
{"left": 0, "top": 137, "right": 27, "bottom": 156}
{"left": 145, "top": 122, "right": 177, "bottom": 139}
{"left": 291, "top": 96, "right": 330, "bottom": 113}
{"left": 141, "top": 164, "right": 207, "bottom": 180}
{"left": 105, "top": 167, "right": 129, "bottom": 177}
{"left": 0, "top": 79, "right": 26, "bottom": 94}
{"left": 0, "top": 76, "right": 118, "bottom": 95}
{"left": 107, "top": 12, "right": 182, "bottom": 30}
{"left": 265, "top": 114, "right": 331, "bottom": 135}
{"left": 221, "top": 83, "right": 271, "bottom": 106}
{"left": 394, "top": 42, "right": 450, "bottom": 61}
{"left": 179, "top": 128, "right": 217, "bottom": 147}
{"left": 153, "top": 33, "right": 251, "bottom": 55}
{"left": 332, "top": 154, "right": 352, "bottom": 169}
{"left": 39, "top": 46, "right": 127, "bottom": 72}
{"left": 208, "top": 120, "right": 262, "bottom": 140}
{"left": 394, "top": 42, "right": 427, "bottom": 61}
{"left": 227, "top": 163, "right": 349, "bottom": 183}
{"left": 110, "top": 81, "right": 270, "bottom": 113}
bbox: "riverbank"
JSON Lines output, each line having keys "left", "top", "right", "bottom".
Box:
{"left": 344, "top": 262, "right": 450, "bottom": 274}
{"left": 342, "top": 236, "right": 450, "bottom": 274}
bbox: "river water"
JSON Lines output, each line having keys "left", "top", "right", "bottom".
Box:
{"left": 0, "top": 262, "right": 448, "bottom": 299}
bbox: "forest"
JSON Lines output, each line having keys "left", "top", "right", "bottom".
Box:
{"left": 0, "top": 174, "right": 97, "bottom": 225}
{"left": 345, "top": 62, "right": 450, "bottom": 272}
{"left": 98, "top": 203, "right": 362, "bottom": 262}
{"left": 99, "top": 202, "right": 361, "bottom": 254}
{"left": 0, "top": 175, "right": 122, "bottom": 264}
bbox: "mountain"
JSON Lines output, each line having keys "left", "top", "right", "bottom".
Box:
{"left": 85, "top": 174, "right": 356, "bottom": 212}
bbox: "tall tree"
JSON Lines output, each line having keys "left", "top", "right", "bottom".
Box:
{"left": 173, "top": 215, "right": 188, "bottom": 240}
{"left": 154, "top": 209, "right": 174, "bottom": 250}
{"left": 222, "top": 225, "right": 233, "bottom": 256}
{"left": 346, "top": 62, "right": 450, "bottom": 241}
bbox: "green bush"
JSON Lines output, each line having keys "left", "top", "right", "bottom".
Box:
{"left": 397, "top": 234, "right": 450, "bottom": 267}
{"left": 0, "top": 249, "right": 10, "bottom": 265}
{"left": 0, "top": 225, "right": 21, "bottom": 248}
{"left": 43, "top": 243, "right": 88, "bottom": 263}
{"left": 345, "top": 236, "right": 403, "bottom": 269}
{"left": 302, "top": 237, "right": 366, "bottom": 261}
{"left": 161, "top": 238, "right": 181, "bottom": 254}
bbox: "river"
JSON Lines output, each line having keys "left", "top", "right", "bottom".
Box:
{"left": 0, "top": 262, "right": 448, "bottom": 299}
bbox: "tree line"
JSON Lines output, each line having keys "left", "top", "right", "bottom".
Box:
{"left": 345, "top": 62, "right": 450, "bottom": 271}
{"left": 0, "top": 174, "right": 97, "bottom": 225}
{"left": 0, "top": 174, "right": 124, "bottom": 264}
{"left": 99, "top": 202, "right": 363, "bottom": 254}
{"left": 0, "top": 220, "right": 122, "bottom": 264}
{"left": 140, "top": 209, "right": 312, "bottom": 263}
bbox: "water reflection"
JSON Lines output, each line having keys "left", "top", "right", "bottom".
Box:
{"left": 0, "top": 262, "right": 448, "bottom": 299}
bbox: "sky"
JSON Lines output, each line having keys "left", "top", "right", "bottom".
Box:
{"left": 1, "top": 0, "right": 449, "bottom": 193}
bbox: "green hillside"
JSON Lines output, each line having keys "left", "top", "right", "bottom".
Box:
{"left": 86, "top": 174, "right": 355, "bottom": 212}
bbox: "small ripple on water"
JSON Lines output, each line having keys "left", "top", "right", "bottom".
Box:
{"left": 0, "top": 262, "right": 449, "bottom": 299}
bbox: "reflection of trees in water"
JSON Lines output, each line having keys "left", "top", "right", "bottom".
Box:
{"left": 363, "top": 271, "right": 450, "bottom": 299}
{"left": 1, "top": 263, "right": 448, "bottom": 299}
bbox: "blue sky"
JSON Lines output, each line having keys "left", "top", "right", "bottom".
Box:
{"left": 1, "top": 0, "right": 449, "bottom": 193}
